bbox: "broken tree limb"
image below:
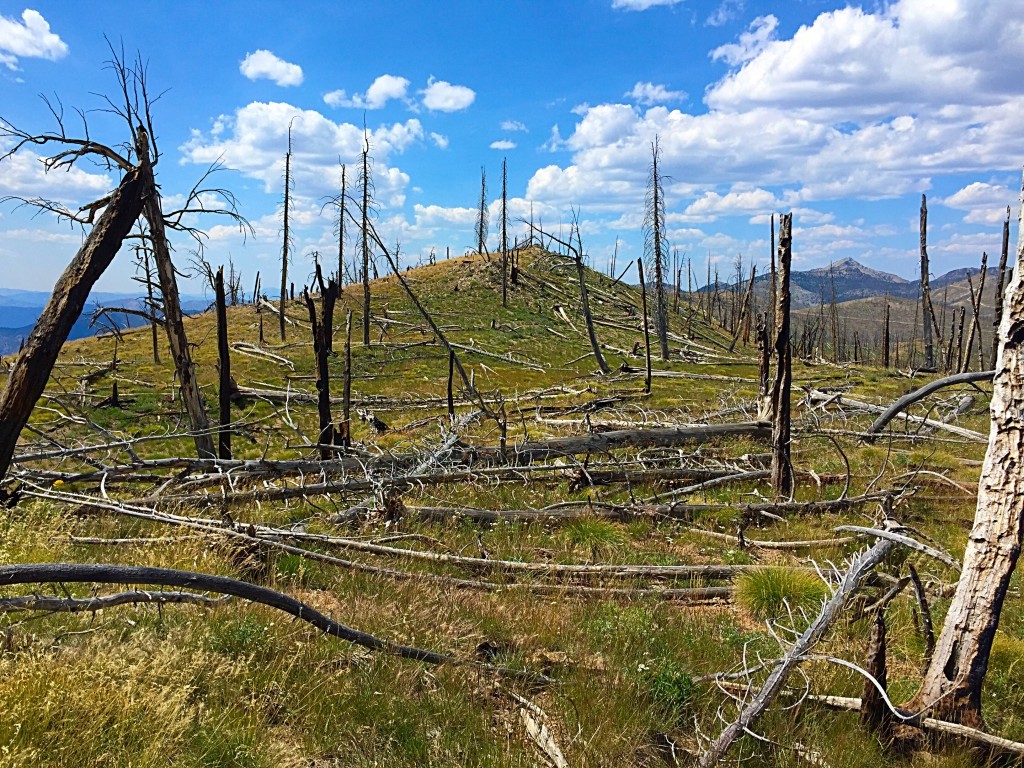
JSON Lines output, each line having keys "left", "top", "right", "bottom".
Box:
{"left": 697, "top": 534, "right": 898, "bottom": 767}
{"left": 0, "top": 590, "right": 229, "bottom": 613}
{"left": 807, "top": 390, "right": 987, "bottom": 442}
{"left": 865, "top": 370, "right": 993, "bottom": 437}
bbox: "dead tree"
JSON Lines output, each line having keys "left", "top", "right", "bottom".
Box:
{"left": 637, "top": 259, "right": 653, "bottom": 394}
{"left": 991, "top": 206, "right": 1011, "bottom": 368}
{"left": 215, "top": 266, "right": 232, "bottom": 460}
{"left": 137, "top": 132, "right": 216, "bottom": 460}
{"left": 279, "top": 120, "right": 294, "bottom": 342}
{"left": 532, "top": 217, "right": 609, "bottom": 374}
{"left": 962, "top": 254, "right": 988, "bottom": 372}
{"left": 360, "top": 133, "right": 373, "bottom": 346}
{"left": 476, "top": 166, "right": 488, "bottom": 256}
{"left": 132, "top": 242, "right": 161, "bottom": 364}
{"left": 0, "top": 158, "right": 146, "bottom": 485}
{"left": 335, "top": 164, "right": 347, "bottom": 285}
{"left": 905, "top": 178, "right": 1024, "bottom": 727}
{"left": 644, "top": 137, "right": 670, "bottom": 361}
{"left": 770, "top": 213, "right": 793, "bottom": 497}
{"left": 769, "top": 213, "right": 777, "bottom": 340}
{"left": 304, "top": 265, "right": 339, "bottom": 459}
{"left": 882, "top": 298, "right": 891, "bottom": 368}
{"left": 340, "top": 310, "right": 353, "bottom": 448}
{"left": 500, "top": 157, "right": 508, "bottom": 307}
{"left": 921, "top": 193, "right": 937, "bottom": 370}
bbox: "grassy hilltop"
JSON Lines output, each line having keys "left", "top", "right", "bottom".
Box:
{"left": 0, "top": 246, "right": 1019, "bottom": 767}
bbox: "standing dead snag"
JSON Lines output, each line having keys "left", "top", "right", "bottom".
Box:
{"left": 637, "top": 259, "right": 653, "bottom": 394}
{"left": 360, "top": 134, "right": 373, "bottom": 346}
{"left": 137, "top": 129, "right": 216, "bottom": 460}
{"left": 992, "top": 206, "right": 1011, "bottom": 368}
{"left": 215, "top": 266, "right": 232, "bottom": 461}
{"left": 500, "top": 158, "right": 509, "bottom": 307}
{"left": 304, "top": 265, "right": 339, "bottom": 459}
{"left": 905, "top": 176, "right": 1024, "bottom": 728}
{"left": 279, "top": 121, "right": 294, "bottom": 342}
{"left": 645, "top": 137, "right": 670, "bottom": 361}
{"left": 770, "top": 213, "right": 793, "bottom": 497}
{"left": 476, "top": 165, "right": 488, "bottom": 256}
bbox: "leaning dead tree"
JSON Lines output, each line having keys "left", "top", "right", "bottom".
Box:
{"left": 644, "top": 136, "right": 670, "bottom": 361}
{"left": 530, "top": 217, "right": 610, "bottom": 375}
{"left": 0, "top": 49, "right": 240, "bottom": 474}
{"left": 919, "top": 194, "right": 941, "bottom": 371}
{"left": 905, "top": 177, "right": 1024, "bottom": 727}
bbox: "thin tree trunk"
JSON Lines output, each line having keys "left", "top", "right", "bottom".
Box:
{"left": 341, "top": 310, "right": 352, "bottom": 448}
{"left": 280, "top": 124, "right": 292, "bottom": 342}
{"left": 142, "top": 246, "right": 160, "bottom": 364}
{"left": 906, "top": 175, "right": 1024, "bottom": 727}
{"left": 882, "top": 299, "right": 890, "bottom": 368}
{"left": 137, "top": 134, "right": 215, "bottom": 460}
{"left": 0, "top": 169, "right": 146, "bottom": 484}
{"left": 921, "top": 195, "right": 935, "bottom": 370}
{"left": 770, "top": 213, "right": 793, "bottom": 497}
{"left": 637, "top": 259, "right": 652, "bottom": 394}
{"left": 991, "top": 207, "right": 1011, "bottom": 368}
{"left": 501, "top": 158, "right": 508, "bottom": 307}
{"left": 361, "top": 139, "right": 371, "bottom": 347}
{"left": 770, "top": 213, "right": 777, "bottom": 342}
{"left": 961, "top": 257, "right": 987, "bottom": 372}
{"left": 215, "top": 266, "right": 232, "bottom": 461}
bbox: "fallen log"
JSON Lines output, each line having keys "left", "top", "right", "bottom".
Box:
{"left": 864, "top": 370, "right": 993, "bottom": 437}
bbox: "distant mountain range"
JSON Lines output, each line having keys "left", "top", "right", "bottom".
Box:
{"left": 709, "top": 257, "right": 999, "bottom": 310}
{"left": 0, "top": 288, "right": 211, "bottom": 356}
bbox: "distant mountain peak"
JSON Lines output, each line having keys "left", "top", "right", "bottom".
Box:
{"left": 806, "top": 258, "right": 910, "bottom": 284}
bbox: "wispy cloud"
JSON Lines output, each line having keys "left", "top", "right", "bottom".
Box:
{"left": 624, "top": 82, "right": 687, "bottom": 106}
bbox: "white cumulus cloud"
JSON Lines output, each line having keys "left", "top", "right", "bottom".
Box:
{"left": 490, "top": 140, "right": 516, "bottom": 150}
{"left": 239, "top": 50, "right": 303, "bottom": 87}
{"left": 0, "top": 9, "right": 67, "bottom": 70}
{"left": 324, "top": 74, "right": 410, "bottom": 109}
{"left": 420, "top": 77, "right": 476, "bottom": 112}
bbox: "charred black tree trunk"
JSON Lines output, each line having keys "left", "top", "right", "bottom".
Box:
{"left": 992, "top": 207, "right": 1011, "bottom": 368}
{"left": 280, "top": 123, "right": 293, "bottom": 342}
{"left": 215, "top": 266, "right": 232, "bottom": 461}
{"left": 637, "top": 259, "right": 653, "bottom": 394}
{"left": 304, "top": 266, "right": 339, "bottom": 459}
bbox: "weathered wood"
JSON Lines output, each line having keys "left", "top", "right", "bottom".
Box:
{"left": 280, "top": 123, "right": 292, "bottom": 342}
{"left": 0, "top": 168, "right": 146, "bottom": 484}
{"left": 961, "top": 255, "right": 987, "bottom": 372}
{"left": 303, "top": 266, "right": 339, "bottom": 459}
{"left": 921, "top": 195, "right": 936, "bottom": 370}
{"left": 341, "top": 309, "right": 352, "bottom": 448}
{"left": 882, "top": 299, "right": 891, "bottom": 368}
{"left": 771, "top": 213, "right": 793, "bottom": 497}
{"left": 865, "top": 369, "right": 993, "bottom": 437}
{"left": 991, "top": 206, "right": 1011, "bottom": 369}
{"left": 698, "top": 535, "right": 896, "bottom": 767}
{"left": 637, "top": 259, "right": 653, "bottom": 393}
{"left": 215, "top": 266, "right": 232, "bottom": 460}
{"left": 137, "top": 130, "right": 214, "bottom": 460}
{"left": 906, "top": 174, "right": 1024, "bottom": 727}
{"left": 860, "top": 609, "right": 893, "bottom": 742}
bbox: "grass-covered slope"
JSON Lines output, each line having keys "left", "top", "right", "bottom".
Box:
{"left": 0, "top": 247, "right": 1019, "bottom": 767}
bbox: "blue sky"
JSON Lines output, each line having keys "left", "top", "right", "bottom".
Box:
{"left": 0, "top": 0, "right": 1021, "bottom": 293}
